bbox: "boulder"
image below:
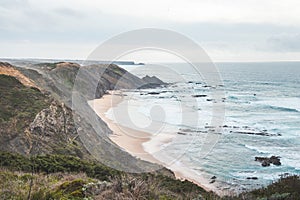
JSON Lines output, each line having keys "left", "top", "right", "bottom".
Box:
{"left": 255, "top": 156, "right": 281, "bottom": 167}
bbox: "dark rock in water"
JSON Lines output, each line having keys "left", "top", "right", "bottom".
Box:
{"left": 255, "top": 156, "right": 281, "bottom": 167}
{"left": 246, "top": 177, "right": 258, "bottom": 180}
{"left": 148, "top": 92, "right": 160, "bottom": 95}
{"left": 262, "top": 161, "right": 271, "bottom": 167}
{"left": 138, "top": 83, "right": 162, "bottom": 89}
{"left": 192, "top": 94, "right": 207, "bottom": 98}
{"left": 205, "top": 126, "right": 215, "bottom": 129}
{"left": 232, "top": 130, "right": 281, "bottom": 137}
{"left": 209, "top": 179, "right": 215, "bottom": 184}
{"left": 270, "top": 156, "right": 282, "bottom": 166}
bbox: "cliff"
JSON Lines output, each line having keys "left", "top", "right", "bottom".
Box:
{"left": 0, "top": 61, "right": 166, "bottom": 171}
{"left": 0, "top": 62, "right": 37, "bottom": 88}
{"left": 0, "top": 61, "right": 215, "bottom": 199}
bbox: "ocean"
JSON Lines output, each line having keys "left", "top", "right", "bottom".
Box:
{"left": 106, "top": 62, "right": 300, "bottom": 193}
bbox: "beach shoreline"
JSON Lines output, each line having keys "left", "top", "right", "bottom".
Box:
{"left": 89, "top": 91, "right": 220, "bottom": 194}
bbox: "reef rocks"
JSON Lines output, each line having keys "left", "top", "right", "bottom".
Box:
{"left": 192, "top": 94, "right": 207, "bottom": 98}
{"left": 246, "top": 177, "right": 258, "bottom": 180}
{"left": 255, "top": 156, "right": 281, "bottom": 167}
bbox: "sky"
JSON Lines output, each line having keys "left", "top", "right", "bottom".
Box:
{"left": 1, "top": 0, "right": 300, "bottom": 62}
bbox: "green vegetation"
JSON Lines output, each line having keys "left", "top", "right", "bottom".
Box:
{"left": 235, "top": 175, "right": 300, "bottom": 200}
{"left": 34, "top": 62, "right": 65, "bottom": 70}
{"left": 0, "top": 151, "right": 120, "bottom": 181}
{"left": 2, "top": 151, "right": 298, "bottom": 200}
{"left": 109, "top": 64, "right": 126, "bottom": 76}
{"left": 0, "top": 169, "right": 95, "bottom": 200}
{"left": 0, "top": 74, "right": 49, "bottom": 131}
{"left": 0, "top": 151, "right": 218, "bottom": 199}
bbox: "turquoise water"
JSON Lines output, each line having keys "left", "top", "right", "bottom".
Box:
{"left": 112, "top": 62, "right": 300, "bottom": 193}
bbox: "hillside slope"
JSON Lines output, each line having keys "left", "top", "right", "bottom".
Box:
{"left": 0, "top": 61, "right": 221, "bottom": 199}
{"left": 0, "top": 61, "right": 166, "bottom": 170}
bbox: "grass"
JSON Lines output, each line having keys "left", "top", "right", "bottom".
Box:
{"left": 0, "top": 151, "right": 219, "bottom": 199}
{"left": 0, "top": 169, "right": 95, "bottom": 200}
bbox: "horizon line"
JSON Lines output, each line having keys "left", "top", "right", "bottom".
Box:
{"left": 1, "top": 57, "right": 300, "bottom": 64}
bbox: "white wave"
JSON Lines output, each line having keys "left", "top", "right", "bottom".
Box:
{"left": 258, "top": 97, "right": 300, "bottom": 112}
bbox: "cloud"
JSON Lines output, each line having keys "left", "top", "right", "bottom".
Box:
{"left": 54, "top": 7, "right": 85, "bottom": 18}
{"left": 26, "top": 0, "right": 300, "bottom": 25}
{"left": 0, "top": 0, "right": 28, "bottom": 9}
{"left": 267, "top": 34, "right": 300, "bottom": 52}
{"left": 0, "top": 0, "right": 300, "bottom": 61}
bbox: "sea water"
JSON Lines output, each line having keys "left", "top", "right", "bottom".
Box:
{"left": 106, "top": 62, "right": 300, "bottom": 193}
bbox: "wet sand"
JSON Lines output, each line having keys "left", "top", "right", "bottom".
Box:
{"left": 89, "top": 91, "right": 220, "bottom": 194}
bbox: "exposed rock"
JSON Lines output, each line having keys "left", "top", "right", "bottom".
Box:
{"left": 192, "top": 94, "right": 207, "bottom": 98}
{"left": 270, "top": 156, "right": 282, "bottom": 166}
{"left": 28, "top": 100, "right": 84, "bottom": 156}
{"left": 148, "top": 92, "right": 160, "bottom": 95}
{"left": 138, "top": 75, "right": 167, "bottom": 89}
{"left": 205, "top": 126, "right": 216, "bottom": 129}
{"left": 232, "top": 131, "right": 281, "bottom": 137}
{"left": 262, "top": 161, "right": 271, "bottom": 167}
{"left": 209, "top": 179, "right": 216, "bottom": 184}
{"left": 255, "top": 156, "right": 281, "bottom": 167}
{"left": 246, "top": 177, "right": 258, "bottom": 180}
{"left": 142, "top": 75, "right": 165, "bottom": 85}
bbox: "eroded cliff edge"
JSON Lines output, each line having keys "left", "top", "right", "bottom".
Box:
{"left": 0, "top": 61, "right": 166, "bottom": 172}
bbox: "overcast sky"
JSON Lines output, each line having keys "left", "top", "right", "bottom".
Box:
{"left": 1, "top": 0, "right": 300, "bottom": 62}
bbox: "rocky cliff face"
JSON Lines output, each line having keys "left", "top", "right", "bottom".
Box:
{"left": 0, "top": 61, "right": 165, "bottom": 171}
{"left": 0, "top": 67, "right": 88, "bottom": 157}
{"left": 18, "top": 62, "right": 153, "bottom": 105}
{"left": 28, "top": 100, "right": 90, "bottom": 158}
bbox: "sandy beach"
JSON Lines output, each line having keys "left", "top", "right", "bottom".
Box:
{"left": 89, "top": 91, "right": 219, "bottom": 194}
{"left": 90, "top": 91, "right": 161, "bottom": 164}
